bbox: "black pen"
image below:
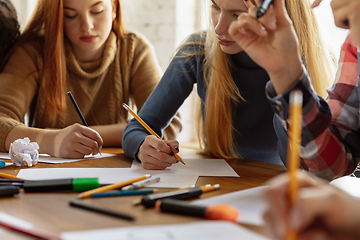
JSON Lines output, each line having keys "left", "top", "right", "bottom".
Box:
{"left": 67, "top": 91, "right": 101, "bottom": 155}
{"left": 67, "top": 91, "right": 88, "bottom": 127}
{"left": 69, "top": 200, "right": 135, "bottom": 221}
{"left": 256, "top": 0, "right": 273, "bottom": 18}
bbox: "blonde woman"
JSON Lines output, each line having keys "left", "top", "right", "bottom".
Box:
{"left": 122, "top": 0, "right": 335, "bottom": 170}
{"left": 0, "top": 0, "right": 181, "bottom": 159}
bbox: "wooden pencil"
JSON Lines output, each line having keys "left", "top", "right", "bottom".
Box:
{"left": 286, "top": 90, "right": 303, "bottom": 240}
{"left": 77, "top": 174, "right": 151, "bottom": 199}
{"left": 122, "top": 103, "right": 185, "bottom": 165}
{"left": 0, "top": 172, "right": 23, "bottom": 180}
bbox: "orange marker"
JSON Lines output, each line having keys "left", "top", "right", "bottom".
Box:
{"left": 155, "top": 198, "right": 239, "bottom": 222}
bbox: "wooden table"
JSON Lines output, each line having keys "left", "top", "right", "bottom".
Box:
{"left": 0, "top": 148, "right": 286, "bottom": 239}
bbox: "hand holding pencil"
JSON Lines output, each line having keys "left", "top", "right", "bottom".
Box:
{"left": 122, "top": 103, "right": 185, "bottom": 170}
{"left": 263, "top": 89, "right": 303, "bottom": 240}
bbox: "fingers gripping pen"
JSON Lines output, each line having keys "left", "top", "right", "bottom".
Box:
{"left": 256, "top": 0, "right": 274, "bottom": 18}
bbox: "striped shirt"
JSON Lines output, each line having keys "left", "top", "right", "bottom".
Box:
{"left": 266, "top": 33, "right": 359, "bottom": 180}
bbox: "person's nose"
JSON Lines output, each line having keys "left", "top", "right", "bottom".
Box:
{"left": 214, "top": 13, "right": 230, "bottom": 36}
{"left": 80, "top": 14, "right": 94, "bottom": 32}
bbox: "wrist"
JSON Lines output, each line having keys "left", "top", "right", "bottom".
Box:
{"left": 37, "top": 129, "right": 58, "bottom": 156}
{"left": 269, "top": 60, "right": 303, "bottom": 95}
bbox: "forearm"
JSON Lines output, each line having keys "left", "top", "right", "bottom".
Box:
{"left": 90, "top": 122, "right": 127, "bottom": 147}
{"left": 267, "top": 68, "right": 357, "bottom": 179}
{"left": 5, "top": 125, "right": 57, "bottom": 155}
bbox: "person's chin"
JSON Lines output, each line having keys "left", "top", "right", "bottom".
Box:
{"left": 220, "top": 45, "right": 242, "bottom": 55}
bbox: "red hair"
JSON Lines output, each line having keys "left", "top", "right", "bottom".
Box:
{"left": 6, "top": 0, "right": 124, "bottom": 114}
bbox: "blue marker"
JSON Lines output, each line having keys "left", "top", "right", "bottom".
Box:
{"left": 91, "top": 189, "right": 156, "bottom": 198}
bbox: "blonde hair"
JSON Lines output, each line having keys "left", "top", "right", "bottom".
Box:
{"left": 4, "top": 0, "right": 124, "bottom": 114}
{"left": 196, "top": 0, "right": 335, "bottom": 159}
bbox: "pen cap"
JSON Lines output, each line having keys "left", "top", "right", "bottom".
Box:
{"left": 73, "top": 178, "right": 100, "bottom": 192}
{"left": 0, "top": 185, "right": 20, "bottom": 197}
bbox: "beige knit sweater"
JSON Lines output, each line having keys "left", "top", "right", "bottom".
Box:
{"left": 0, "top": 31, "right": 182, "bottom": 151}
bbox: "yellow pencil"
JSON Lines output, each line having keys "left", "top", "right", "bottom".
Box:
{"left": 286, "top": 90, "right": 303, "bottom": 240}
{"left": 0, "top": 172, "right": 23, "bottom": 180}
{"left": 77, "top": 174, "right": 151, "bottom": 199}
{"left": 122, "top": 103, "right": 185, "bottom": 165}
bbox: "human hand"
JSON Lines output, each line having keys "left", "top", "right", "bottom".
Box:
{"left": 52, "top": 123, "right": 103, "bottom": 158}
{"left": 263, "top": 171, "right": 360, "bottom": 240}
{"left": 137, "top": 135, "right": 179, "bottom": 170}
{"left": 330, "top": 0, "right": 360, "bottom": 45}
{"left": 229, "top": 0, "right": 303, "bottom": 94}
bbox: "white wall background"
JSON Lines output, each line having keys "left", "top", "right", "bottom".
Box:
{"left": 9, "top": 0, "right": 350, "bottom": 146}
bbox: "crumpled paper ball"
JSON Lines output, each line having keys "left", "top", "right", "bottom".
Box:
{"left": 9, "top": 137, "right": 39, "bottom": 167}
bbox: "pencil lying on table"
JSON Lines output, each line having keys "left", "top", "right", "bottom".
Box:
{"left": 77, "top": 174, "right": 151, "bottom": 199}
{"left": 122, "top": 103, "right": 185, "bottom": 165}
{"left": 286, "top": 90, "right": 303, "bottom": 240}
{"left": 0, "top": 172, "right": 23, "bottom": 180}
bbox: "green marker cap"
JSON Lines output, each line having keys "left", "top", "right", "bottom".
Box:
{"left": 73, "top": 178, "right": 100, "bottom": 192}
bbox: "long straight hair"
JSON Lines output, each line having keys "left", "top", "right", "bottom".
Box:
{"left": 2, "top": 0, "right": 124, "bottom": 114}
{"left": 197, "top": 0, "right": 336, "bottom": 159}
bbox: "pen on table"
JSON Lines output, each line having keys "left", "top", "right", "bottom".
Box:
{"left": 69, "top": 200, "right": 135, "bottom": 221}
{"left": 0, "top": 172, "right": 23, "bottom": 180}
{"left": 0, "top": 219, "right": 61, "bottom": 240}
{"left": 286, "top": 90, "right": 303, "bottom": 240}
{"left": 91, "top": 189, "right": 157, "bottom": 198}
{"left": 77, "top": 174, "right": 151, "bottom": 199}
{"left": 256, "top": 0, "right": 273, "bottom": 18}
{"left": 141, "top": 184, "right": 220, "bottom": 208}
{"left": 155, "top": 198, "right": 239, "bottom": 222}
{"left": 0, "top": 160, "right": 13, "bottom": 168}
{"left": 132, "top": 184, "right": 196, "bottom": 206}
{"left": 121, "top": 177, "right": 160, "bottom": 191}
{"left": 67, "top": 91, "right": 102, "bottom": 155}
{"left": 122, "top": 103, "right": 185, "bottom": 165}
{"left": 0, "top": 185, "right": 20, "bottom": 197}
{"left": 0, "top": 178, "right": 100, "bottom": 192}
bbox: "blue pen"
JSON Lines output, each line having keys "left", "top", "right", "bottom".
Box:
{"left": 0, "top": 160, "right": 12, "bottom": 168}
{"left": 91, "top": 189, "right": 157, "bottom": 198}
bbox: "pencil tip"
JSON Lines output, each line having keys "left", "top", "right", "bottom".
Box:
{"left": 77, "top": 193, "right": 84, "bottom": 199}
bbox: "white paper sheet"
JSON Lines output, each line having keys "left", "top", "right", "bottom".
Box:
{"left": 129, "top": 159, "right": 239, "bottom": 188}
{"left": 330, "top": 176, "right": 360, "bottom": 198}
{"left": 16, "top": 158, "right": 239, "bottom": 188}
{"left": 0, "top": 152, "right": 116, "bottom": 164}
{"left": 192, "top": 186, "right": 267, "bottom": 226}
{"left": 0, "top": 212, "right": 33, "bottom": 234}
{"left": 61, "top": 221, "right": 270, "bottom": 240}
{"left": 17, "top": 168, "right": 145, "bottom": 184}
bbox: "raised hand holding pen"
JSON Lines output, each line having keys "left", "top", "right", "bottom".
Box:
{"left": 229, "top": 0, "right": 303, "bottom": 95}
{"left": 322, "top": 0, "right": 360, "bottom": 46}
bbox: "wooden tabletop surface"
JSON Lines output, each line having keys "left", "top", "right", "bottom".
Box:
{"left": 0, "top": 148, "right": 286, "bottom": 239}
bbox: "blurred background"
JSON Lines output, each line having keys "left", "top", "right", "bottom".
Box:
{"left": 11, "top": 0, "right": 348, "bottom": 148}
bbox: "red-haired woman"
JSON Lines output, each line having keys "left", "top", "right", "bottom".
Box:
{"left": 0, "top": 0, "right": 181, "bottom": 158}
